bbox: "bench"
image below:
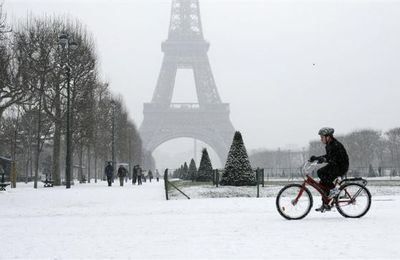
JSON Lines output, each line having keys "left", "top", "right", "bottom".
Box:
{"left": 0, "top": 171, "right": 10, "bottom": 191}
{"left": 0, "top": 182, "right": 10, "bottom": 191}
{"left": 42, "top": 179, "right": 54, "bottom": 188}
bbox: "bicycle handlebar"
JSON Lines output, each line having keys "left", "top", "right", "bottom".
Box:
{"left": 301, "top": 161, "right": 319, "bottom": 175}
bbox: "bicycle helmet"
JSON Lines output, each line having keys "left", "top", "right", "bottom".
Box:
{"left": 318, "top": 127, "right": 334, "bottom": 136}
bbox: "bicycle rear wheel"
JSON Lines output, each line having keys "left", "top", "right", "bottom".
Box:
{"left": 276, "top": 184, "right": 313, "bottom": 220}
{"left": 336, "top": 183, "right": 371, "bottom": 218}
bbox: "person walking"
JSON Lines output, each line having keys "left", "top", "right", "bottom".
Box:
{"left": 142, "top": 170, "right": 147, "bottom": 183}
{"left": 132, "top": 165, "right": 138, "bottom": 185}
{"left": 148, "top": 170, "right": 153, "bottom": 183}
{"left": 155, "top": 169, "right": 160, "bottom": 182}
{"left": 117, "top": 165, "right": 127, "bottom": 186}
{"left": 104, "top": 162, "right": 114, "bottom": 187}
{"left": 137, "top": 166, "right": 142, "bottom": 185}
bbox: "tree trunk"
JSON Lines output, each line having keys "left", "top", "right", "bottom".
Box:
{"left": 87, "top": 144, "right": 91, "bottom": 183}
{"left": 94, "top": 150, "right": 98, "bottom": 183}
{"left": 52, "top": 120, "right": 61, "bottom": 185}
{"left": 79, "top": 144, "right": 83, "bottom": 183}
{"left": 52, "top": 90, "right": 62, "bottom": 185}
{"left": 24, "top": 155, "right": 29, "bottom": 184}
{"left": 34, "top": 94, "right": 42, "bottom": 189}
{"left": 0, "top": 108, "right": 5, "bottom": 121}
{"left": 29, "top": 153, "right": 33, "bottom": 179}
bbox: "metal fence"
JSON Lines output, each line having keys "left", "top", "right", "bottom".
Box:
{"left": 262, "top": 167, "right": 400, "bottom": 178}
{"left": 164, "top": 166, "right": 400, "bottom": 200}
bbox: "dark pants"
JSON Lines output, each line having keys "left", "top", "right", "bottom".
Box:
{"left": 119, "top": 177, "right": 124, "bottom": 186}
{"left": 107, "top": 176, "right": 112, "bottom": 186}
{"left": 138, "top": 176, "right": 142, "bottom": 185}
{"left": 132, "top": 176, "right": 137, "bottom": 184}
{"left": 317, "top": 165, "right": 344, "bottom": 192}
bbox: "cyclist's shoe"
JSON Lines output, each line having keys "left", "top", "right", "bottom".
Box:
{"left": 315, "top": 204, "right": 331, "bottom": 212}
{"left": 328, "top": 187, "right": 340, "bottom": 198}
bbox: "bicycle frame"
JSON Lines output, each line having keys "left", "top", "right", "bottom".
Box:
{"left": 293, "top": 162, "right": 359, "bottom": 206}
{"left": 294, "top": 174, "right": 332, "bottom": 205}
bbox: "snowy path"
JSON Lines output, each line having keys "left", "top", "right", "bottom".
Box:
{"left": 1, "top": 181, "right": 400, "bottom": 259}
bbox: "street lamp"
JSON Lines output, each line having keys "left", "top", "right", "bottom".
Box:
{"left": 110, "top": 100, "right": 116, "bottom": 177}
{"left": 59, "top": 33, "right": 78, "bottom": 189}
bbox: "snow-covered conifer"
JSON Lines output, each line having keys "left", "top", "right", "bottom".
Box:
{"left": 188, "top": 158, "right": 197, "bottom": 181}
{"left": 182, "top": 162, "right": 189, "bottom": 180}
{"left": 197, "top": 148, "right": 213, "bottom": 181}
{"left": 220, "top": 131, "right": 256, "bottom": 186}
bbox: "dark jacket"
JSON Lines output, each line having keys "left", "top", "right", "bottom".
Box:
{"left": 322, "top": 138, "right": 349, "bottom": 174}
{"left": 105, "top": 165, "right": 114, "bottom": 177}
{"left": 118, "top": 166, "right": 127, "bottom": 177}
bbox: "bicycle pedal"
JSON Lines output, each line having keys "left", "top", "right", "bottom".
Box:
{"left": 315, "top": 204, "right": 331, "bottom": 212}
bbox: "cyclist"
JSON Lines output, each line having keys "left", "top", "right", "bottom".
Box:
{"left": 309, "top": 127, "right": 349, "bottom": 212}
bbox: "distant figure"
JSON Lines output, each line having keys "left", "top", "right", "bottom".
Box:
{"left": 148, "top": 170, "right": 153, "bottom": 183}
{"left": 104, "top": 162, "right": 114, "bottom": 187}
{"left": 126, "top": 167, "right": 130, "bottom": 183}
{"left": 132, "top": 165, "right": 138, "bottom": 185}
{"left": 155, "top": 169, "right": 160, "bottom": 182}
{"left": 137, "top": 166, "right": 142, "bottom": 185}
{"left": 142, "top": 170, "right": 147, "bottom": 183}
{"left": 117, "top": 165, "right": 127, "bottom": 186}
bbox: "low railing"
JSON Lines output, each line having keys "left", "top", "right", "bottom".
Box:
{"left": 143, "top": 103, "right": 230, "bottom": 112}
{"left": 164, "top": 169, "right": 190, "bottom": 200}
{"left": 169, "top": 103, "right": 200, "bottom": 109}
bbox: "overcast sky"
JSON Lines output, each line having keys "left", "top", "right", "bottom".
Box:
{"left": 4, "top": 0, "right": 400, "bottom": 167}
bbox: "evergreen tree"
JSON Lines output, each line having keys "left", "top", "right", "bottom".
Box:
{"left": 178, "top": 165, "right": 184, "bottom": 179}
{"left": 183, "top": 162, "right": 189, "bottom": 180}
{"left": 173, "top": 168, "right": 180, "bottom": 178}
{"left": 220, "top": 131, "right": 256, "bottom": 186}
{"left": 197, "top": 148, "right": 213, "bottom": 181}
{"left": 188, "top": 158, "right": 197, "bottom": 181}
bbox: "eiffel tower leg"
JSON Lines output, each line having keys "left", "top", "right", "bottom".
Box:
{"left": 151, "top": 57, "right": 178, "bottom": 104}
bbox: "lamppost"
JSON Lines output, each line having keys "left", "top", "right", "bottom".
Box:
{"left": 111, "top": 100, "right": 116, "bottom": 177}
{"left": 58, "top": 33, "right": 78, "bottom": 189}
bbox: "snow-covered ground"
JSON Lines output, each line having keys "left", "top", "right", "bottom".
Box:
{"left": 1, "top": 180, "right": 400, "bottom": 259}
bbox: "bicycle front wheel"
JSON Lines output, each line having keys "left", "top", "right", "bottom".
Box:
{"left": 276, "top": 184, "right": 313, "bottom": 220}
{"left": 336, "top": 183, "right": 371, "bottom": 218}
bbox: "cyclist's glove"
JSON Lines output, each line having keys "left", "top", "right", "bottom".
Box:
{"left": 309, "top": 155, "right": 326, "bottom": 163}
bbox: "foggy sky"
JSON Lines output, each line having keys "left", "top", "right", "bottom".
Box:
{"left": 4, "top": 0, "right": 400, "bottom": 162}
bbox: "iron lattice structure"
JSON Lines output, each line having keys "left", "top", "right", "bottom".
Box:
{"left": 140, "top": 0, "right": 235, "bottom": 164}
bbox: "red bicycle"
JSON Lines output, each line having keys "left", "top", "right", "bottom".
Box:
{"left": 276, "top": 161, "right": 371, "bottom": 220}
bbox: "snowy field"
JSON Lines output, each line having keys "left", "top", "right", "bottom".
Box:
{"left": 1, "top": 180, "right": 400, "bottom": 259}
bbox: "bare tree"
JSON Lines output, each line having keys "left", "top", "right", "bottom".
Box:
{"left": 0, "top": 5, "right": 34, "bottom": 119}
{"left": 1, "top": 11, "right": 143, "bottom": 185}
{"left": 91, "top": 82, "right": 110, "bottom": 182}
{"left": 13, "top": 17, "right": 62, "bottom": 187}
{"left": 11, "top": 16, "right": 101, "bottom": 185}
{"left": 342, "top": 130, "right": 382, "bottom": 170}
{"left": 386, "top": 128, "right": 400, "bottom": 173}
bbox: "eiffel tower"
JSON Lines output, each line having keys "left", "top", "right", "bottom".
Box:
{"left": 139, "top": 0, "right": 235, "bottom": 165}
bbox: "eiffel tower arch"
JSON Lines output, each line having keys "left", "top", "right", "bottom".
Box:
{"left": 139, "top": 0, "right": 235, "bottom": 165}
